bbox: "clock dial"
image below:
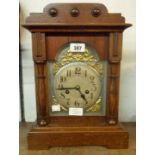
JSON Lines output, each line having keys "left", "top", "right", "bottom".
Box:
{"left": 54, "top": 62, "right": 101, "bottom": 109}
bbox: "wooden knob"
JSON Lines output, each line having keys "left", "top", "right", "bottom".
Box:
{"left": 48, "top": 8, "right": 58, "bottom": 17}
{"left": 92, "top": 8, "right": 101, "bottom": 17}
{"left": 71, "top": 8, "right": 80, "bottom": 17}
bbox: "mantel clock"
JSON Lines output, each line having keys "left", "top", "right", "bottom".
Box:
{"left": 23, "top": 3, "right": 131, "bottom": 149}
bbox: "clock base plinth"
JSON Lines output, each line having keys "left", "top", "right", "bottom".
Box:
{"left": 27, "top": 123, "right": 129, "bottom": 150}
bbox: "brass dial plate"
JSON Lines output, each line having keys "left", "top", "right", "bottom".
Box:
{"left": 54, "top": 62, "right": 101, "bottom": 109}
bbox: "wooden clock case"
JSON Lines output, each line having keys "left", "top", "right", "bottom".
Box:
{"left": 23, "top": 3, "right": 131, "bottom": 149}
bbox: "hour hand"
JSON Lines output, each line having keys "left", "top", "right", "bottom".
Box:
{"left": 57, "top": 85, "right": 80, "bottom": 90}
{"left": 75, "top": 85, "right": 88, "bottom": 104}
{"left": 80, "top": 94, "right": 88, "bottom": 104}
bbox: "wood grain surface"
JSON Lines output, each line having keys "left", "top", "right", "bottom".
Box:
{"left": 22, "top": 3, "right": 132, "bottom": 149}
{"left": 20, "top": 122, "right": 136, "bottom": 155}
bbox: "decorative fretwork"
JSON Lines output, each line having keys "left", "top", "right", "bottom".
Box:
{"left": 53, "top": 49, "right": 103, "bottom": 75}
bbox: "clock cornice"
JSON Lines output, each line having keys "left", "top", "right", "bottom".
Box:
{"left": 22, "top": 3, "right": 131, "bottom": 32}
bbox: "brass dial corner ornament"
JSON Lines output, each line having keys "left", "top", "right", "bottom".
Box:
{"left": 51, "top": 96, "right": 68, "bottom": 111}
{"left": 86, "top": 97, "right": 102, "bottom": 112}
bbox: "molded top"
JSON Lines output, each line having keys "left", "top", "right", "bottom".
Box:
{"left": 23, "top": 3, "right": 131, "bottom": 32}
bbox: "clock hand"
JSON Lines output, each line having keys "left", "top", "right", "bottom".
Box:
{"left": 75, "top": 85, "right": 88, "bottom": 104}
{"left": 80, "top": 94, "right": 88, "bottom": 104}
{"left": 56, "top": 87, "right": 77, "bottom": 90}
{"left": 57, "top": 85, "right": 88, "bottom": 104}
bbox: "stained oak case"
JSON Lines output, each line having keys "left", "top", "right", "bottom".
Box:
{"left": 23, "top": 3, "right": 131, "bottom": 149}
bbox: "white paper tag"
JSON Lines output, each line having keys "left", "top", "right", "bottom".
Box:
{"left": 70, "top": 43, "right": 85, "bottom": 52}
{"left": 51, "top": 105, "right": 60, "bottom": 112}
{"left": 69, "top": 107, "right": 83, "bottom": 116}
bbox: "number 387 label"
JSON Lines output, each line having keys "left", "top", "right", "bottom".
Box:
{"left": 70, "top": 43, "right": 85, "bottom": 52}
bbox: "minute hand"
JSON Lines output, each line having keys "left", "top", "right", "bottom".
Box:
{"left": 56, "top": 87, "right": 77, "bottom": 90}
{"left": 75, "top": 86, "right": 88, "bottom": 104}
